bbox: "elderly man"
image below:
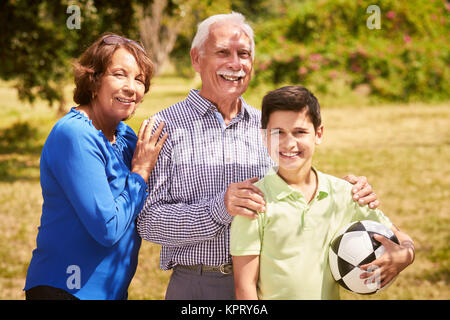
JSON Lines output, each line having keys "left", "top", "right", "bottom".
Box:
{"left": 137, "top": 12, "right": 379, "bottom": 300}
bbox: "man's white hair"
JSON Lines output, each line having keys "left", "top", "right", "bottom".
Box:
{"left": 191, "top": 12, "right": 255, "bottom": 60}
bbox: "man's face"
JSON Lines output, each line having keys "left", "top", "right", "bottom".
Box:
{"left": 191, "top": 22, "right": 253, "bottom": 103}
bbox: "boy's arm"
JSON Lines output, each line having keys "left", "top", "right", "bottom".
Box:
{"left": 232, "top": 255, "right": 260, "bottom": 300}
{"left": 360, "top": 225, "right": 415, "bottom": 287}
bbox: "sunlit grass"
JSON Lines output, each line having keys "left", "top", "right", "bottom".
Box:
{"left": 0, "top": 77, "right": 448, "bottom": 300}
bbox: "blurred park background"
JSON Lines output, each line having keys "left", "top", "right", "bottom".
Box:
{"left": 0, "top": 0, "right": 449, "bottom": 300}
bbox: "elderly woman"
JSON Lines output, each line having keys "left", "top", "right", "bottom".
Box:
{"left": 24, "top": 33, "right": 167, "bottom": 300}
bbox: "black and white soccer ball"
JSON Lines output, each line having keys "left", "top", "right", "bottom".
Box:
{"left": 328, "top": 220, "right": 399, "bottom": 294}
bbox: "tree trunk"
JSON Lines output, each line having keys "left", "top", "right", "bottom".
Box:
{"left": 138, "top": 0, "right": 187, "bottom": 75}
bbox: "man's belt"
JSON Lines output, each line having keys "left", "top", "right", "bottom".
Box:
{"left": 175, "top": 263, "right": 233, "bottom": 275}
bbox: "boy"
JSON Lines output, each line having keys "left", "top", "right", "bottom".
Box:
{"left": 230, "top": 86, "right": 415, "bottom": 300}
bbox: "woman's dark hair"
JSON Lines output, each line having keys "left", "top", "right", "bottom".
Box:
{"left": 261, "top": 85, "right": 321, "bottom": 131}
{"left": 73, "top": 33, "right": 154, "bottom": 106}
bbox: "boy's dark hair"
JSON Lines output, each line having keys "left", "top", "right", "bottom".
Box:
{"left": 261, "top": 86, "right": 321, "bottom": 131}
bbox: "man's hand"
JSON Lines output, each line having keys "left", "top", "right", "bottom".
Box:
{"left": 225, "top": 177, "right": 265, "bottom": 219}
{"left": 343, "top": 174, "right": 379, "bottom": 209}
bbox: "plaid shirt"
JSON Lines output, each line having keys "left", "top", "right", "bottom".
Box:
{"left": 137, "top": 89, "right": 273, "bottom": 270}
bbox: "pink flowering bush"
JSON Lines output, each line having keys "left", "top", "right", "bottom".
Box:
{"left": 251, "top": 0, "right": 450, "bottom": 102}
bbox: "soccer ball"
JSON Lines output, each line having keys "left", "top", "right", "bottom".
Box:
{"left": 328, "top": 220, "right": 399, "bottom": 294}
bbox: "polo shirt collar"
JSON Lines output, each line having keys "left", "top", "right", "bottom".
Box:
{"left": 263, "top": 166, "right": 329, "bottom": 202}
{"left": 186, "top": 89, "right": 250, "bottom": 120}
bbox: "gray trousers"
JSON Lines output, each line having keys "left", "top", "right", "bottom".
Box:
{"left": 165, "top": 266, "right": 236, "bottom": 300}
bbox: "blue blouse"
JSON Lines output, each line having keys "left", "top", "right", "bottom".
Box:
{"left": 24, "top": 108, "right": 148, "bottom": 299}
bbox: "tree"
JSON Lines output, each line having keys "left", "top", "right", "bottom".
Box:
{"left": 1, "top": 0, "right": 262, "bottom": 112}
{"left": 0, "top": 0, "right": 138, "bottom": 114}
{"left": 137, "top": 0, "right": 232, "bottom": 75}
{"left": 1, "top": 1, "right": 74, "bottom": 113}
{"left": 137, "top": 0, "right": 184, "bottom": 75}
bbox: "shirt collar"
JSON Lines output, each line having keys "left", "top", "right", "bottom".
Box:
{"left": 186, "top": 89, "right": 250, "bottom": 120}
{"left": 263, "top": 166, "right": 329, "bottom": 202}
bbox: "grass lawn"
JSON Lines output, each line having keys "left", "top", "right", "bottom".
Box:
{"left": 0, "top": 77, "right": 448, "bottom": 300}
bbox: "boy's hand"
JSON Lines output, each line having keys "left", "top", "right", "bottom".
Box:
{"left": 343, "top": 174, "right": 379, "bottom": 209}
{"left": 359, "top": 231, "right": 415, "bottom": 288}
{"left": 225, "top": 177, "right": 265, "bottom": 219}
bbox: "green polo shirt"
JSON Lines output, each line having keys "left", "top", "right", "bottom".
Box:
{"left": 230, "top": 167, "right": 392, "bottom": 300}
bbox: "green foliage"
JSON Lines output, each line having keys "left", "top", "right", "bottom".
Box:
{"left": 1, "top": 1, "right": 448, "bottom": 106}
{"left": 169, "top": 0, "right": 234, "bottom": 77}
{"left": 0, "top": 121, "right": 42, "bottom": 182}
{"left": 0, "top": 0, "right": 140, "bottom": 109}
{"left": 0, "top": 121, "right": 40, "bottom": 154}
{"left": 0, "top": 0, "right": 237, "bottom": 106}
{"left": 0, "top": 1, "right": 73, "bottom": 106}
{"left": 169, "top": 0, "right": 286, "bottom": 77}
{"left": 251, "top": 0, "right": 450, "bottom": 103}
